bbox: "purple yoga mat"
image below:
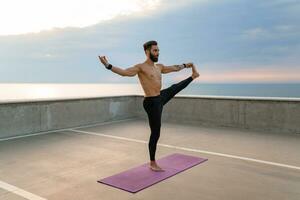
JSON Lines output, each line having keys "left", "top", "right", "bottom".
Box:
{"left": 97, "top": 153, "right": 208, "bottom": 193}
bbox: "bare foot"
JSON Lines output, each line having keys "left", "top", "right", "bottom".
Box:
{"left": 149, "top": 161, "right": 164, "bottom": 172}
{"left": 191, "top": 65, "right": 200, "bottom": 80}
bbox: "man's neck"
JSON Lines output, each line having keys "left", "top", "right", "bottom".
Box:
{"left": 145, "top": 59, "right": 155, "bottom": 66}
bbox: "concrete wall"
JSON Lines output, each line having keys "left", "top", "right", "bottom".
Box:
{"left": 0, "top": 96, "right": 137, "bottom": 139}
{"left": 1, "top": 95, "right": 299, "bottom": 139}
{"left": 135, "top": 95, "right": 300, "bottom": 134}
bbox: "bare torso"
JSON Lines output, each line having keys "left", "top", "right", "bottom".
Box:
{"left": 137, "top": 62, "right": 162, "bottom": 97}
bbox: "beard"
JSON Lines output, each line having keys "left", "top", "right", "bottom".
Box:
{"left": 150, "top": 52, "right": 158, "bottom": 62}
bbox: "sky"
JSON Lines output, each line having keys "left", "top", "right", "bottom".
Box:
{"left": 0, "top": 0, "right": 299, "bottom": 84}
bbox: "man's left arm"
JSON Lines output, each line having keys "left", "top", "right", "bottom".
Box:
{"left": 159, "top": 64, "right": 185, "bottom": 74}
{"left": 159, "top": 63, "right": 192, "bottom": 74}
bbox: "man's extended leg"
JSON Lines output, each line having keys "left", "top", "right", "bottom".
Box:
{"left": 161, "top": 76, "right": 193, "bottom": 106}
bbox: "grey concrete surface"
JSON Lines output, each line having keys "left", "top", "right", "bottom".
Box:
{"left": 0, "top": 119, "right": 299, "bottom": 200}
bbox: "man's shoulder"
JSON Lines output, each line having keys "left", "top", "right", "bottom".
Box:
{"left": 155, "top": 63, "right": 164, "bottom": 70}
{"left": 135, "top": 63, "right": 146, "bottom": 67}
{"left": 136, "top": 62, "right": 147, "bottom": 69}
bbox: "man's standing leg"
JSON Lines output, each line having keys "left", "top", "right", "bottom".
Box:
{"left": 143, "top": 97, "right": 164, "bottom": 171}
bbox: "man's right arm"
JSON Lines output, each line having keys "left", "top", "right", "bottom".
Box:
{"left": 110, "top": 64, "right": 140, "bottom": 77}
{"left": 98, "top": 55, "right": 140, "bottom": 77}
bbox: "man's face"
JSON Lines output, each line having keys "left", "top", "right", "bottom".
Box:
{"left": 148, "top": 45, "right": 159, "bottom": 62}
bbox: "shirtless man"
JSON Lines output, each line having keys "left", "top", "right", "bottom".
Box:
{"left": 98, "top": 40, "right": 200, "bottom": 172}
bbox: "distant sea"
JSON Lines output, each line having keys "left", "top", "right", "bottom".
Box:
{"left": 0, "top": 83, "right": 300, "bottom": 103}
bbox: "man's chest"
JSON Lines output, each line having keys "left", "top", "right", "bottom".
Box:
{"left": 141, "top": 65, "right": 161, "bottom": 79}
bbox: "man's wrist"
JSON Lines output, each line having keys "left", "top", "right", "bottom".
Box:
{"left": 104, "top": 63, "right": 113, "bottom": 70}
{"left": 177, "top": 64, "right": 186, "bottom": 70}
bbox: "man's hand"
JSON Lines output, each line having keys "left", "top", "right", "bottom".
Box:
{"left": 185, "top": 62, "right": 195, "bottom": 68}
{"left": 98, "top": 55, "right": 109, "bottom": 67}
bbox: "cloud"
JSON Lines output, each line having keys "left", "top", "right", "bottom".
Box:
{"left": 258, "top": 0, "right": 300, "bottom": 15}
{"left": 0, "top": 0, "right": 215, "bottom": 36}
{"left": 240, "top": 24, "right": 300, "bottom": 40}
{"left": 0, "top": 0, "right": 299, "bottom": 83}
{"left": 171, "top": 62, "right": 300, "bottom": 83}
{"left": 0, "top": 0, "right": 161, "bottom": 36}
{"left": 240, "top": 28, "right": 270, "bottom": 40}
{"left": 173, "top": 68, "right": 300, "bottom": 83}
{"left": 260, "top": 0, "right": 300, "bottom": 7}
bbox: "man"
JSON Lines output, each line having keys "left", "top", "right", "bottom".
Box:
{"left": 98, "top": 40, "right": 200, "bottom": 172}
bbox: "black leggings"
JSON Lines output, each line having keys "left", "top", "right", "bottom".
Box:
{"left": 143, "top": 76, "right": 193, "bottom": 161}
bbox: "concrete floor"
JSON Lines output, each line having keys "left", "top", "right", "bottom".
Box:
{"left": 0, "top": 118, "right": 299, "bottom": 200}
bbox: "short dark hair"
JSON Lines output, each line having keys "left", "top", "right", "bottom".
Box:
{"left": 143, "top": 40, "right": 157, "bottom": 51}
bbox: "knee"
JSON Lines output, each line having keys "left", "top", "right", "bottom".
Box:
{"left": 151, "top": 127, "right": 161, "bottom": 137}
{"left": 150, "top": 123, "right": 161, "bottom": 133}
{"left": 149, "top": 131, "right": 160, "bottom": 142}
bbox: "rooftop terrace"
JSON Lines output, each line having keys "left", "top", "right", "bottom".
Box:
{"left": 0, "top": 95, "right": 299, "bottom": 200}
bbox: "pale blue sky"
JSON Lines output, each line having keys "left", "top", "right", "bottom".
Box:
{"left": 0, "top": 0, "right": 299, "bottom": 83}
